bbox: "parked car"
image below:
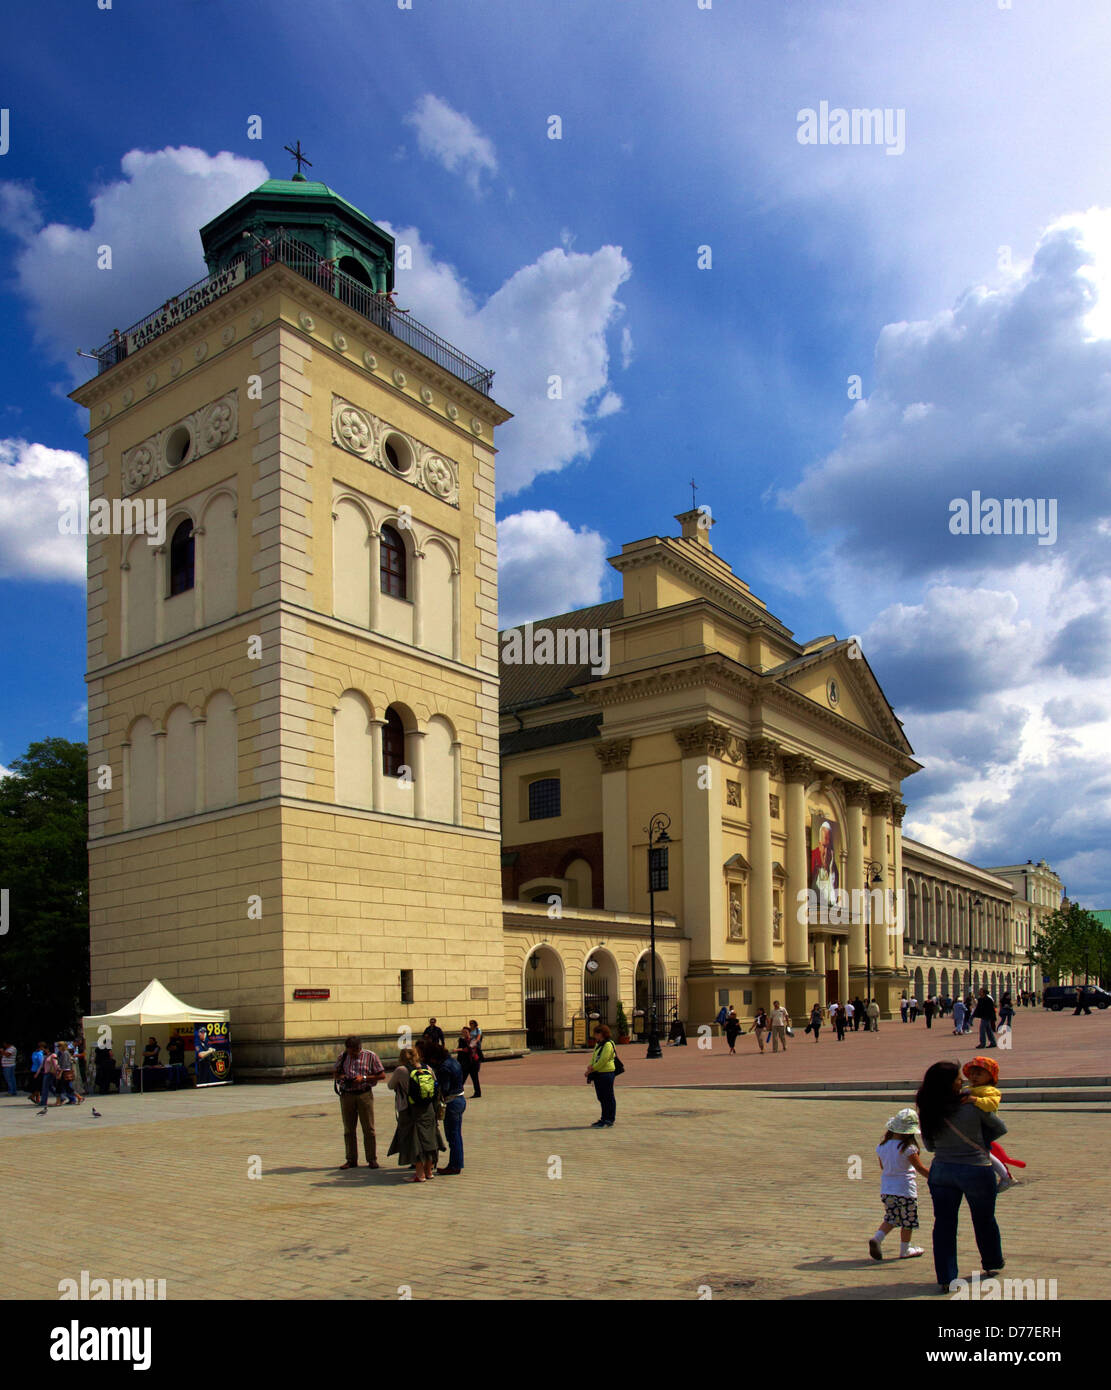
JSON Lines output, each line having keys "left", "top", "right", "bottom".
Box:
{"left": 1042, "top": 985, "right": 1111, "bottom": 1011}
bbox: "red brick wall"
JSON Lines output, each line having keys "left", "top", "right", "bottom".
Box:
{"left": 502, "top": 831, "right": 605, "bottom": 908}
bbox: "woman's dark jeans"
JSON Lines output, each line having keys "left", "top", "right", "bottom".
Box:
{"left": 928, "top": 1160, "right": 1003, "bottom": 1287}
{"left": 443, "top": 1095, "right": 466, "bottom": 1169}
{"left": 594, "top": 1072, "right": 616, "bottom": 1123}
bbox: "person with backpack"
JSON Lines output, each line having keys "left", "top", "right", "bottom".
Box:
{"left": 585, "top": 1023, "right": 622, "bottom": 1127}
{"left": 333, "top": 1035, "right": 385, "bottom": 1170}
{"left": 387, "top": 1038, "right": 445, "bottom": 1181}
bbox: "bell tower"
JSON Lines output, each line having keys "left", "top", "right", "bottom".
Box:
{"left": 73, "top": 168, "right": 515, "bottom": 1074}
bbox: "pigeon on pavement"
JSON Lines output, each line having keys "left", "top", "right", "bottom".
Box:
{"left": 91, "top": 1108, "right": 102, "bottom": 1117}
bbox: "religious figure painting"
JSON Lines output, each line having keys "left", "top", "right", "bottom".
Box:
{"left": 808, "top": 815, "right": 840, "bottom": 914}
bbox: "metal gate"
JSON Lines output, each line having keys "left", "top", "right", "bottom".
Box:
{"left": 583, "top": 985, "right": 610, "bottom": 1026}
{"left": 635, "top": 977, "right": 679, "bottom": 1036}
{"left": 524, "top": 975, "right": 557, "bottom": 1049}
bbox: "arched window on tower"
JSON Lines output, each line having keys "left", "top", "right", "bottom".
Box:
{"left": 169, "top": 519, "right": 195, "bottom": 596}
{"left": 380, "top": 524, "right": 407, "bottom": 599}
{"left": 382, "top": 706, "right": 406, "bottom": 778}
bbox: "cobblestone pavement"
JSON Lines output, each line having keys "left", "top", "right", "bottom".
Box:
{"left": 2, "top": 1073, "right": 1106, "bottom": 1302}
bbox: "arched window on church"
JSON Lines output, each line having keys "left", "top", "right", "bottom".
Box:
{"left": 382, "top": 706, "right": 406, "bottom": 778}
{"left": 169, "top": 519, "right": 195, "bottom": 596}
{"left": 380, "top": 524, "right": 407, "bottom": 599}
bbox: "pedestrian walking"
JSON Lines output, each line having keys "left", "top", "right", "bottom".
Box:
{"left": 835, "top": 1005, "right": 848, "bottom": 1042}
{"left": 807, "top": 1002, "right": 823, "bottom": 1042}
{"left": 333, "top": 1035, "right": 385, "bottom": 1169}
{"left": 852, "top": 996, "right": 865, "bottom": 1032}
{"left": 917, "top": 1059, "right": 1007, "bottom": 1293}
{"left": 467, "top": 1019, "right": 484, "bottom": 1092}
{"left": 1073, "top": 986, "right": 1092, "bottom": 1016}
{"left": 866, "top": 999, "right": 880, "bottom": 1032}
{"left": 973, "top": 989, "right": 997, "bottom": 1048}
{"left": 963, "top": 995, "right": 975, "bottom": 1032}
{"left": 585, "top": 1023, "right": 620, "bottom": 1126}
{"left": 909, "top": 996, "right": 919, "bottom": 1023}
{"left": 43, "top": 1046, "right": 62, "bottom": 1107}
{"left": 770, "top": 1000, "right": 791, "bottom": 1052}
{"left": 844, "top": 1000, "right": 855, "bottom": 1032}
{"left": 29, "top": 1041, "right": 46, "bottom": 1104}
{"left": 431, "top": 1042, "right": 467, "bottom": 1175}
{"left": 1, "top": 1042, "right": 17, "bottom": 1096}
{"left": 724, "top": 1007, "right": 743, "bottom": 1054}
{"left": 951, "top": 997, "right": 966, "bottom": 1035}
{"left": 456, "top": 1025, "right": 482, "bottom": 1098}
{"left": 868, "top": 1107, "right": 929, "bottom": 1262}
{"left": 387, "top": 1041, "right": 444, "bottom": 1182}
{"left": 56, "top": 1043, "right": 83, "bottom": 1105}
{"left": 715, "top": 1003, "right": 729, "bottom": 1031}
{"left": 422, "top": 1017, "right": 445, "bottom": 1047}
{"left": 900, "top": 993, "right": 909, "bottom": 1023}
{"left": 999, "top": 994, "right": 1014, "bottom": 1030}
{"left": 752, "top": 1006, "right": 768, "bottom": 1053}
{"left": 923, "top": 996, "right": 936, "bottom": 1030}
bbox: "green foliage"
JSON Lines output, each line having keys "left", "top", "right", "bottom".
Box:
{"left": 0, "top": 739, "right": 89, "bottom": 1049}
{"left": 1029, "top": 902, "right": 1110, "bottom": 984}
{"left": 615, "top": 1000, "right": 629, "bottom": 1038}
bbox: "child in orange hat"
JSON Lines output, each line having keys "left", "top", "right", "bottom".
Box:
{"left": 961, "top": 1056, "right": 1017, "bottom": 1190}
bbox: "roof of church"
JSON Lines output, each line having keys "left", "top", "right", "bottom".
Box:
{"left": 500, "top": 713, "right": 604, "bottom": 755}
{"left": 252, "top": 177, "right": 372, "bottom": 218}
{"left": 499, "top": 599, "right": 624, "bottom": 710}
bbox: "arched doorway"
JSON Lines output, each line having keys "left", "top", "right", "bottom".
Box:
{"left": 941, "top": 969, "right": 949, "bottom": 1000}
{"left": 523, "top": 945, "right": 565, "bottom": 1050}
{"left": 927, "top": 968, "right": 937, "bottom": 1000}
{"left": 584, "top": 948, "right": 619, "bottom": 1028}
{"left": 913, "top": 967, "right": 924, "bottom": 1002}
{"left": 633, "top": 950, "right": 668, "bottom": 1036}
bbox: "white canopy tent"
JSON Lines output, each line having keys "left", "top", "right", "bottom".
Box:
{"left": 83, "top": 979, "right": 230, "bottom": 1091}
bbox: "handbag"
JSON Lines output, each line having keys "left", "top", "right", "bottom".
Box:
{"left": 785, "top": 1026, "right": 795, "bottom": 1037}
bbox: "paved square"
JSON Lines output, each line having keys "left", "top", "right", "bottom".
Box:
{"left": 2, "top": 1027, "right": 1107, "bottom": 1302}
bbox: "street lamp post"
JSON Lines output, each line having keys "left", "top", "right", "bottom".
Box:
{"left": 863, "top": 860, "right": 884, "bottom": 1025}
{"left": 645, "top": 812, "right": 671, "bottom": 1060}
{"left": 970, "top": 896, "right": 982, "bottom": 1000}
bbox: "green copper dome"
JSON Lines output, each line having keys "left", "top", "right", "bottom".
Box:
{"left": 200, "top": 175, "right": 395, "bottom": 292}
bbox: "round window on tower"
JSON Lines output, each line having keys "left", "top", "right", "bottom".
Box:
{"left": 164, "top": 424, "right": 193, "bottom": 469}
{"left": 382, "top": 432, "right": 414, "bottom": 475}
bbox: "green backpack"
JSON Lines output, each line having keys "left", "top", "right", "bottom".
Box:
{"left": 407, "top": 1065, "right": 439, "bottom": 1106}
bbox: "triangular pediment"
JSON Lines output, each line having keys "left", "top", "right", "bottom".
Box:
{"left": 765, "top": 640, "right": 914, "bottom": 755}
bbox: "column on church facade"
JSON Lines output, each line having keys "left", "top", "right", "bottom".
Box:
{"left": 783, "top": 755, "right": 815, "bottom": 970}
{"left": 369, "top": 718, "right": 385, "bottom": 812}
{"left": 837, "top": 937, "right": 850, "bottom": 1003}
{"left": 192, "top": 525, "right": 206, "bottom": 629}
{"left": 154, "top": 729, "right": 167, "bottom": 824}
{"left": 595, "top": 739, "right": 632, "bottom": 912}
{"left": 409, "top": 730, "right": 426, "bottom": 820}
{"left": 676, "top": 722, "right": 730, "bottom": 962}
{"left": 368, "top": 530, "right": 382, "bottom": 632}
{"left": 870, "top": 792, "right": 894, "bottom": 969}
{"left": 411, "top": 548, "right": 424, "bottom": 647}
{"left": 891, "top": 797, "right": 906, "bottom": 971}
{"left": 745, "top": 738, "right": 779, "bottom": 967}
{"left": 192, "top": 714, "right": 206, "bottom": 814}
{"left": 844, "top": 781, "right": 871, "bottom": 972}
{"left": 814, "top": 937, "right": 827, "bottom": 1004}
{"left": 121, "top": 741, "right": 132, "bottom": 831}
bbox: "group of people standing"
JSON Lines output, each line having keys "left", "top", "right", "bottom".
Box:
{"left": 334, "top": 1019, "right": 483, "bottom": 1182}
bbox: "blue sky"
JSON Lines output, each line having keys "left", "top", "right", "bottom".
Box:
{"left": 3, "top": 0, "right": 1111, "bottom": 901}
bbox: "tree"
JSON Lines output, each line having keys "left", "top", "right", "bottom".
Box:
{"left": 0, "top": 738, "right": 89, "bottom": 1051}
{"left": 1028, "top": 902, "right": 1108, "bottom": 985}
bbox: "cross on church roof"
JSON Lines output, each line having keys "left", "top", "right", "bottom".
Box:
{"left": 283, "top": 140, "right": 313, "bottom": 176}
{"left": 690, "top": 477, "right": 698, "bottom": 511}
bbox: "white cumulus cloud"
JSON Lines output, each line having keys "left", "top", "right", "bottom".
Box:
{"left": 0, "top": 439, "right": 87, "bottom": 583}
{"left": 3, "top": 146, "right": 268, "bottom": 379}
{"left": 497, "top": 511, "right": 610, "bottom": 627}
{"left": 405, "top": 95, "right": 498, "bottom": 192}
{"left": 381, "top": 222, "right": 632, "bottom": 496}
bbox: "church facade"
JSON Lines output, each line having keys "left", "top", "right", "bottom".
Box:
{"left": 499, "top": 509, "right": 921, "bottom": 1031}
